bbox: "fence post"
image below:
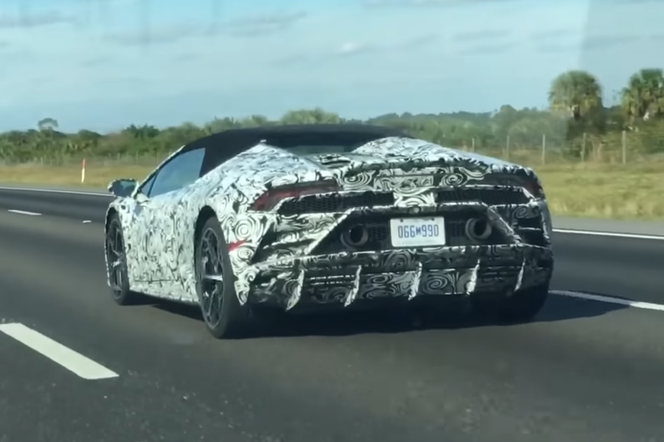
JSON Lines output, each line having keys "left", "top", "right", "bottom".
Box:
{"left": 81, "top": 158, "right": 86, "bottom": 184}
{"left": 621, "top": 130, "right": 627, "bottom": 164}
{"left": 581, "top": 132, "right": 586, "bottom": 162}
{"left": 581, "top": 132, "right": 586, "bottom": 163}
{"left": 506, "top": 135, "right": 510, "bottom": 160}
{"left": 541, "top": 134, "right": 546, "bottom": 165}
{"left": 471, "top": 137, "right": 475, "bottom": 152}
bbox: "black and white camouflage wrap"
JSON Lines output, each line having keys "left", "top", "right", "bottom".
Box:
{"left": 104, "top": 136, "right": 554, "bottom": 310}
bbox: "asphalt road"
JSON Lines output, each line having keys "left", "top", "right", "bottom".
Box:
{"left": 2, "top": 189, "right": 664, "bottom": 442}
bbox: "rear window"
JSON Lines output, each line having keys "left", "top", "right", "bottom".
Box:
{"left": 260, "top": 132, "right": 406, "bottom": 153}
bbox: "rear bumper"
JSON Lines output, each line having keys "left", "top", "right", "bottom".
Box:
{"left": 248, "top": 244, "right": 553, "bottom": 309}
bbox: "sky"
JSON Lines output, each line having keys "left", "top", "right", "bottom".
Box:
{"left": 0, "top": 0, "right": 663, "bottom": 132}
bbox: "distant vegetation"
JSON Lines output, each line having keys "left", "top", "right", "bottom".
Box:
{"left": 2, "top": 68, "right": 664, "bottom": 165}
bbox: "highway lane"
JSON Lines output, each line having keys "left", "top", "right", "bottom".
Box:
{"left": 2, "top": 186, "right": 664, "bottom": 305}
{"left": 0, "top": 187, "right": 110, "bottom": 222}
{"left": 2, "top": 196, "right": 664, "bottom": 441}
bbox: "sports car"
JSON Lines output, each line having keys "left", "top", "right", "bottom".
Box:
{"left": 104, "top": 124, "right": 554, "bottom": 339}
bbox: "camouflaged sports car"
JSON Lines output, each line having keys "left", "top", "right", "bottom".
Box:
{"left": 104, "top": 124, "right": 554, "bottom": 339}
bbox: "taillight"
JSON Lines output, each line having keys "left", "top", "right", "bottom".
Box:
{"left": 249, "top": 181, "right": 339, "bottom": 211}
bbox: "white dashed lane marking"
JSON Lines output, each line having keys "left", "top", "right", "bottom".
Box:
{"left": 552, "top": 290, "right": 664, "bottom": 312}
{"left": 7, "top": 209, "right": 41, "bottom": 216}
{"left": 553, "top": 228, "right": 664, "bottom": 241}
{"left": 0, "top": 323, "right": 119, "bottom": 380}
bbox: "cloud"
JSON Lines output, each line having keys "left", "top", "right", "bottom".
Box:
{"left": 397, "top": 33, "right": 440, "bottom": 48}
{"left": 272, "top": 29, "right": 441, "bottom": 66}
{"left": 104, "top": 0, "right": 142, "bottom": 5}
{"left": 582, "top": 34, "right": 641, "bottom": 50}
{"left": 610, "top": 0, "right": 664, "bottom": 3}
{"left": 452, "top": 29, "right": 511, "bottom": 42}
{"left": 1, "top": 0, "right": 663, "bottom": 131}
{"left": 458, "top": 41, "right": 517, "bottom": 56}
{"left": 0, "top": 10, "right": 76, "bottom": 28}
{"left": 103, "top": 10, "right": 307, "bottom": 44}
{"left": 269, "top": 33, "right": 437, "bottom": 67}
{"left": 105, "top": 23, "right": 201, "bottom": 45}
{"left": 82, "top": 56, "right": 112, "bottom": 67}
{"left": 270, "top": 53, "right": 312, "bottom": 67}
{"left": 0, "top": 43, "right": 34, "bottom": 62}
{"left": 534, "top": 42, "right": 577, "bottom": 54}
{"left": 531, "top": 31, "right": 640, "bottom": 54}
{"left": 334, "top": 41, "right": 374, "bottom": 57}
{"left": 225, "top": 11, "right": 307, "bottom": 36}
{"left": 529, "top": 28, "right": 580, "bottom": 42}
{"left": 173, "top": 53, "right": 198, "bottom": 62}
{"left": 452, "top": 28, "right": 514, "bottom": 56}
{"left": 362, "top": 0, "right": 516, "bottom": 7}
{"left": 270, "top": 40, "right": 377, "bottom": 66}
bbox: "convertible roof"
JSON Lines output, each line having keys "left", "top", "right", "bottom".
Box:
{"left": 183, "top": 124, "right": 412, "bottom": 153}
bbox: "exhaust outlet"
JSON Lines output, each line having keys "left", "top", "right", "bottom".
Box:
{"left": 340, "top": 224, "right": 369, "bottom": 248}
{"left": 465, "top": 217, "right": 493, "bottom": 241}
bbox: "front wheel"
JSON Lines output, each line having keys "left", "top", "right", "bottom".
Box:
{"left": 195, "top": 216, "right": 253, "bottom": 339}
{"left": 470, "top": 283, "right": 549, "bottom": 324}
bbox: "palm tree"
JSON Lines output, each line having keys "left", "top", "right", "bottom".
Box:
{"left": 548, "top": 70, "right": 603, "bottom": 121}
{"left": 490, "top": 104, "right": 519, "bottom": 140}
{"left": 620, "top": 68, "right": 664, "bottom": 125}
{"left": 37, "top": 118, "right": 58, "bottom": 132}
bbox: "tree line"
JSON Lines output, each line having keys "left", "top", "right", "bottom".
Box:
{"left": 2, "top": 67, "right": 664, "bottom": 164}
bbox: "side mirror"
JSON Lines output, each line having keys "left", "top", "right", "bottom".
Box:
{"left": 108, "top": 178, "right": 138, "bottom": 198}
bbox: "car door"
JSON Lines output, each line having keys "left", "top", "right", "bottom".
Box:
{"left": 129, "top": 147, "right": 206, "bottom": 287}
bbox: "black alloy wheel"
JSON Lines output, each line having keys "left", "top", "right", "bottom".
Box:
{"left": 195, "top": 216, "right": 252, "bottom": 339}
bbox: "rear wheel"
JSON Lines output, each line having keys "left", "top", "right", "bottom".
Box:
{"left": 470, "top": 283, "right": 549, "bottom": 324}
{"left": 195, "top": 216, "right": 253, "bottom": 339}
{"left": 105, "top": 214, "right": 142, "bottom": 305}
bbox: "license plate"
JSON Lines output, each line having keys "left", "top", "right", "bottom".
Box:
{"left": 389, "top": 217, "right": 446, "bottom": 248}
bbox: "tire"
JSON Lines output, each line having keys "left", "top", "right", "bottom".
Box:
{"left": 195, "top": 216, "right": 253, "bottom": 339}
{"left": 105, "top": 213, "right": 142, "bottom": 305}
{"left": 470, "top": 283, "right": 549, "bottom": 324}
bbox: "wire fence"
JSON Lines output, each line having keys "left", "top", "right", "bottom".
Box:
{"left": 2, "top": 130, "right": 662, "bottom": 169}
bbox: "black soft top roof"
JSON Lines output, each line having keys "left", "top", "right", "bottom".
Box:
{"left": 183, "top": 123, "right": 412, "bottom": 153}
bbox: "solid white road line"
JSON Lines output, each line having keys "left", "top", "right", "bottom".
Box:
{"left": 552, "top": 228, "right": 664, "bottom": 241}
{"left": 552, "top": 290, "right": 664, "bottom": 312}
{"left": 0, "top": 323, "right": 119, "bottom": 380}
{"left": 7, "top": 209, "right": 41, "bottom": 216}
{"left": 0, "top": 186, "right": 110, "bottom": 197}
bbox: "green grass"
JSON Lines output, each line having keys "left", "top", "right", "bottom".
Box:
{"left": 537, "top": 163, "right": 664, "bottom": 220}
{"left": 1, "top": 154, "right": 662, "bottom": 221}
{"left": 0, "top": 162, "right": 154, "bottom": 189}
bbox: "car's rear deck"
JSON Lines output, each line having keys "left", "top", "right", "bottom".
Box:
{"left": 249, "top": 243, "right": 553, "bottom": 309}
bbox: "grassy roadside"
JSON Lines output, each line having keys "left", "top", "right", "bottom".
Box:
{"left": 0, "top": 159, "right": 662, "bottom": 221}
